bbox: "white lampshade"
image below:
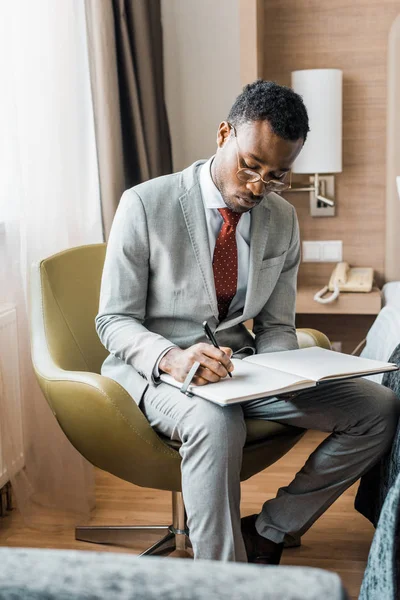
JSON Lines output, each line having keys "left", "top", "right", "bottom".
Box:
{"left": 397, "top": 176, "right": 400, "bottom": 200}
{"left": 291, "top": 69, "right": 342, "bottom": 174}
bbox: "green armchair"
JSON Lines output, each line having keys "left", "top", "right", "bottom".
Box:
{"left": 30, "top": 243, "right": 331, "bottom": 556}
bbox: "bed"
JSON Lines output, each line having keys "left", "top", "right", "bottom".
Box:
{"left": 356, "top": 18, "right": 400, "bottom": 596}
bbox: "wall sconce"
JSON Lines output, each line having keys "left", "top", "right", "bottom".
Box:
{"left": 287, "top": 69, "right": 343, "bottom": 217}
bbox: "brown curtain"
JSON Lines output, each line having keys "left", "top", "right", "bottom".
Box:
{"left": 85, "top": 0, "right": 173, "bottom": 239}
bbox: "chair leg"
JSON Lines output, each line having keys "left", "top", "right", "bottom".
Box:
{"left": 140, "top": 531, "right": 176, "bottom": 556}
{"left": 171, "top": 489, "right": 190, "bottom": 552}
{"left": 75, "top": 491, "right": 191, "bottom": 557}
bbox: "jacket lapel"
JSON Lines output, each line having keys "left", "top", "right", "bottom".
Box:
{"left": 179, "top": 183, "right": 219, "bottom": 320}
{"left": 244, "top": 202, "right": 271, "bottom": 315}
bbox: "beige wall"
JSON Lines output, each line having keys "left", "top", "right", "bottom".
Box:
{"left": 386, "top": 14, "right": 400, "bottom": 281}
{"left": 161, "top": 0, "right": 399, "bottom": 286}
{"left": 262, "top": 0, "right": 400, "bottom": 287}
{"left": 161, "top": 0, "right": 241, "bottom": 172}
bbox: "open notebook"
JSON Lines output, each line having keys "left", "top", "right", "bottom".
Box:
{"left": 160, "top": 346, "right": 398, "bottom": 406}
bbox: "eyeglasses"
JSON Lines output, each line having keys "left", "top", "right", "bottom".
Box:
{"left": 229, "top": 124, "right": 292, "bottom": 193}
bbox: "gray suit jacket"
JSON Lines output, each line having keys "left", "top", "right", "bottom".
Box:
{"left": 96, "top": 160, "right": 300, "bottom": 404}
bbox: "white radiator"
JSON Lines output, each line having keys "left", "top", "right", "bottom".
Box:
{"left": 0, "top": 304, "right": 24, "bottom": 488}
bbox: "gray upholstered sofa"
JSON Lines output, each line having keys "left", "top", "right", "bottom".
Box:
{"left": 0, "top": 547, "right": 348, "bottom": 600}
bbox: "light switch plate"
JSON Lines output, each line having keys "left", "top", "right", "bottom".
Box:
{"left": 302, "top": 240, "right": 343, "bottom": 262}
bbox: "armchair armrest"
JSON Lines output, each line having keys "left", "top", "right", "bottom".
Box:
{"left": 296, "top": 328, "right": 331, "bottom": 350}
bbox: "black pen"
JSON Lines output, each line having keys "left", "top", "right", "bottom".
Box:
{"left": 202, "top": 320, "right": 233, "bottom": 378}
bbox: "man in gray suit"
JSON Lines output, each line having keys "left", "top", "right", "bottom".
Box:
{"left": 96, "top": 80, "right": 399, "bottom": 564}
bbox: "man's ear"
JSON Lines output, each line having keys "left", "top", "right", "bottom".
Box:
{"left": 216, "top": 121, "right": 231, "bottom": 149}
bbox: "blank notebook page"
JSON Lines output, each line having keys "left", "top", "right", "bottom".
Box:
{"left": 246, "top": 347, "right": 397, "bottom": 382}
{"left": 193, "top": 359, "right": 310, "bottom": 403}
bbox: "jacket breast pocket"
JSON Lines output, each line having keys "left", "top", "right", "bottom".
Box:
{"left": 260, "top": 252, "right": 287, "bottom": 270}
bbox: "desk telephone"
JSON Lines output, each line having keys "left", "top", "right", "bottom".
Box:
{"left": 314, "top": 262, "right": 374, "bottom": 304}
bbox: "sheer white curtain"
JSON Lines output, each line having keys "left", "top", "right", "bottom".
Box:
{"left": 0, "top": 0, "right": 103, "bottom": 526}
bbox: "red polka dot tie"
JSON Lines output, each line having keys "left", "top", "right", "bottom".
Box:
{"left": 213, "top": 208, "right": 242, "bottom": 321}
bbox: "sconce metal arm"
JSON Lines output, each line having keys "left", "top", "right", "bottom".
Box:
{"left": 315, "top": 194, "right": 334, "bottom": 207}
{"left": 286, "top": 173, "right": 335, "bottom": 207}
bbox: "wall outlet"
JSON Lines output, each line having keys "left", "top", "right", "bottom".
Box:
{"left": 302, "top": 240, "right": 343, "bottom": 262}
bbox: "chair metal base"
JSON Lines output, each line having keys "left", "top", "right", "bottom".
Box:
{"left": 75, "top": 489, "right": 301, "bottom": 555}
{"left": 75, "top": 491, "right": 191, "bottom": 557}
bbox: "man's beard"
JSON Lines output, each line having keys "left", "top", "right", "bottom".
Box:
{"left": 215, "top": 178, "right": 245, "bottom": 213}
{"left": 212, "top": 160, "right": 261, "bottom": 213}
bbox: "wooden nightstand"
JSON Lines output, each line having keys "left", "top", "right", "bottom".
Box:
{"left": 295, "top": 287, "right": 382, "bottom": 353}
{"left": 296, "top": 286, "right": 382, "bottom": 315}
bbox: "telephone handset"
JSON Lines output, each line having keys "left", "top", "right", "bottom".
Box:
{"left": 314, "top": 262, "right": 374, "bottom": 304}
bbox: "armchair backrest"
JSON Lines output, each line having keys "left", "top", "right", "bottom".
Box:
{"left": 31, "top": 244, "right": 108, "bottom": 375}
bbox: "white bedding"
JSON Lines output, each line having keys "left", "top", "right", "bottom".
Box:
{"left": 382, "top": 281, "right": 400, "bottom": 310}
{"left": 361, "top": 302, "right": 400, "bottom": 383}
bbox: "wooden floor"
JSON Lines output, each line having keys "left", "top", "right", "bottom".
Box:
{"left": 0, "top": 431, "right": 374, "bottom": 599}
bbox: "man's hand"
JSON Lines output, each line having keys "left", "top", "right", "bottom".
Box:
{"left": 159, "top": 343, "right": 234, "bottom": 385}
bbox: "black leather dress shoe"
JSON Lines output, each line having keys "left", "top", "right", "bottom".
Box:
{"left": 241, "top": 514, "right": 284, "bottom": 565}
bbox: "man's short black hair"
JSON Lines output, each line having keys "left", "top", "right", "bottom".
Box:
{"left": 227, "top": 79, "right": 309, "bottom": 142}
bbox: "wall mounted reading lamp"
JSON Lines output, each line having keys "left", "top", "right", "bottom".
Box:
{"left": 286, "top": 69, "right": 343, "bottom": 217}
